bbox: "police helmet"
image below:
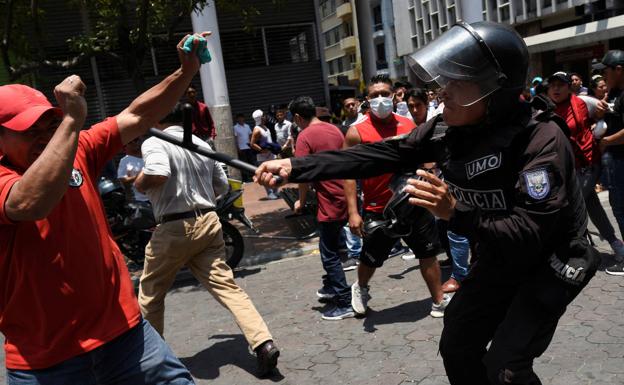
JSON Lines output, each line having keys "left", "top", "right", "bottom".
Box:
{"left": 407, "top": 21, "right": 528, "bottom": 107}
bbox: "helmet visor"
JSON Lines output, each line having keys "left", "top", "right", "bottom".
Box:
{"left": 406, "top": 24, "right": 503, "bottom": 106}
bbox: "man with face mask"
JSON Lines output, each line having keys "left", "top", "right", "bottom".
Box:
{"left": 341, "top": 74, "right": 447, "bottom": 318}
{"left": 255, "top": 21, "right": 598, "bottom": 385}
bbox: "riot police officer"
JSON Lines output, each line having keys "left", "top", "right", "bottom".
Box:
{"left": 255, "top": 21, "right": 598, "bottom": 385}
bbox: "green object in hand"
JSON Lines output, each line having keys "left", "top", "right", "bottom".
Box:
{"left": 182, "top": 36, "right": 212, "bottom": 64}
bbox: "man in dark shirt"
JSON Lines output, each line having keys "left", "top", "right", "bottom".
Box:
{"left": 595, "top": 50, "right": 624, "bottom": 275}
{"left": 292, "top": 96, "right": 354, "bottom": 320}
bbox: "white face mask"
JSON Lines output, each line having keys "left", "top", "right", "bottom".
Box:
{"left": 369, "top": 96, "right": 394, "bottom": 119}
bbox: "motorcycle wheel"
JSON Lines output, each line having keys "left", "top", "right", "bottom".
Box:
{"left": 221, "top": 221, "right": 245, "bottom": 269}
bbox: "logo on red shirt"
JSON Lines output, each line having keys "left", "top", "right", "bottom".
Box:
{"left": 69, "top": 168, "right": 83, "bottom": 187}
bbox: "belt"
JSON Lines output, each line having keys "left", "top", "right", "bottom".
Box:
{"left": 159, "top": 207, "right": 215, "bottom": 224}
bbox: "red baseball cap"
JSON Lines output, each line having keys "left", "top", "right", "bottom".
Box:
{"left": 0, "top": 84, "right": 62, "bottom": 132}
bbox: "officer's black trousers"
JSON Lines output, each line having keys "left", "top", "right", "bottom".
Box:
{"left": 439, "top": 265, "right": 587, "bottom": 385}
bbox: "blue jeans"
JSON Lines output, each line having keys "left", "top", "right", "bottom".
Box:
{"left": 7, "top": 319, "right": 194, "bottom": 385}
{"left": 341, "top": 224, "right": 362, "bottom": 258}
{"left": 604, "top": 155, "right": 624, "bottom": 239}
{"left": 319, "top": 221, "right": 352, "bottom": 307}
{"left": 447, "top": 230, "right": 470, "bottom": 281}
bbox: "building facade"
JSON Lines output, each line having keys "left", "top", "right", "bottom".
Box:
{"left": 392, "top": 0, "right": 624, "bottom": 88}
{"left": 318, "top": 0, "right": 404, "bottom": 109}
{"left": 318, "top": 0, "right": 362, "bottom": 90}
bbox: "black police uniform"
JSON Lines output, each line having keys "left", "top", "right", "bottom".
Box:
{"left": 288, "top": 98, "right": 599, "bottom": 384}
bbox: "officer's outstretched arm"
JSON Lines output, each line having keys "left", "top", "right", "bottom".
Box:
{"left": 449, "top": 122, "right": 577, "bottom": 260}
{"left": 289, "top": 131, "right": 427, "bottom": 183}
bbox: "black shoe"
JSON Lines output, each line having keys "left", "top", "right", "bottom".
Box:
{"left": 389, "top": 245, "right": 409, "bottom": 258}
{"left": 255, "top": 340, "right": 279, "bottom": 377}
{"left": 606, "top": 261, "right": 624, "bottom": 276}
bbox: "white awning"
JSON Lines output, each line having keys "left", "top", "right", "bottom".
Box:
{"left": 524, "top": 14, "right": 624, "bottom": 54}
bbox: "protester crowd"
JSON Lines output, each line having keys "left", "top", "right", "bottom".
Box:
{"left": 1, "top": 20, "right": 624, "bottom": 385}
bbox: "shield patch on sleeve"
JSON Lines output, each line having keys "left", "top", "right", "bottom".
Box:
{"left": 523, "top": 168, "right": 550, "bottom": 200}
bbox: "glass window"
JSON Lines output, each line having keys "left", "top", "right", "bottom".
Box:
{"left": 266, "top": 25, "right": 314, "bottom": 65}
{"left": 373, "top": 6, "right": 383, "bottom": 31}
{"left": 320, "top": 0, "right": 337, "bottom": 18}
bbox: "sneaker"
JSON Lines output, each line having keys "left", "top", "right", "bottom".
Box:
{"left": 342, "top": 258, "right": 359, "bottom": 271}
{"left": 610, "top": 239, "right": 624, "bottom": 261}
{"left": 321, "top": 305, "right": 356, "bottom": 320}
{"left": 430, "top": 293, "right": 452, "bottom": 318}
{"left": 606, "top": 261, "right": 624, "bottom": 276}
{"left": 316, "top": 287, "right": 336, "bottom": 300}
{"left": 351, "top": 282, "right": 371, "bottom": 315}
{"left": 439, "top": 258, "right": 452, "bottom": 269}
{"left": 389, "top": 244, "right": 409, "bottom": 258}
{"left": 401, "top": 251, "right": 416, "bottom": 261}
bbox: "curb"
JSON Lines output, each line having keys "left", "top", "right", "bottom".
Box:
{"left": 237, "top": 243, "right": 320, "bottom": 268}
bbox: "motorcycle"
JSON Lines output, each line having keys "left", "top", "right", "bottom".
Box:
{"left": 98, "top": 176, "right": 254, "bottom": 270}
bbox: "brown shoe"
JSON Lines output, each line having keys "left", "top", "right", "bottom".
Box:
{"left": 442, "top": 278, "right": 461, "bottom": 293}
{"left": 255, "top": 340, "right": 279, "bottom": 377}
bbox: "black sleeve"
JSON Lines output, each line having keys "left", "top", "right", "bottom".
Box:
{"left": 290, "top": 119, "right": 438, "bottom": 183}
{"left": 449, "top": 121, "right": 578, "bottom": 259}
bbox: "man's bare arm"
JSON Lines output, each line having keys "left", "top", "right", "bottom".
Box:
{"left": 116, "top": 32, "right": 209, "bottom": 145}
{"left": 343, "top": 126, "right": 363, "bottom": 236}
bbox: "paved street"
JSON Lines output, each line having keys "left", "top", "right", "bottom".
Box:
{"left": 163, "top": 241, "right": 624, "bottom": 385}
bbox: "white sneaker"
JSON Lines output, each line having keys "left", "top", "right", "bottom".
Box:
{"left": 610, "top": 239, "right": 624, "bottom": 261}
{"left": 401, "top": 252, "right": 416, "bottom": 261}
{"left": 351, "top": 282, "right": 370, "bottom": 315}
{"left": 430, "top": 293, "right": 452, "bottom": 318}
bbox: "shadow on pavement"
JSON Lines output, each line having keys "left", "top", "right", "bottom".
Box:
{"left": 233, "top": 267, "right": 263, "bottom": 278}
{"left": 362, "top": 298, "right": 431, "bottom": 333}
{"left": 387, "top": 265, "right": 421, "bottom": 279}
{"left": 180, "top": 334, "right": 285, "bottom": 382}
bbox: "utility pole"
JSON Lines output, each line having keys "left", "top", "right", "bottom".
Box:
{"left": 355, "top": 0, "right": 377, "bottom": 83}
{"left": 191, "top": 1, "right": 241, "bottom": 179}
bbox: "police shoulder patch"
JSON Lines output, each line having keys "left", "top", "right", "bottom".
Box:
{"left": 523, "top": 168, "right": 550, "bottom": 200}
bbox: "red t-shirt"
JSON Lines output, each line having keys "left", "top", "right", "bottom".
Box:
{"left": 554, "top": 94, "right": 597, "bottom": 168}
{"left": 295, "top": 121, "right": 347, "bottom": 222}
{"left": 0, "top": 118, "right": 141, "bottom": 370}
{"left": 191, "top": 100, "right": 216, "bottom": 139}
{"left": 354, "top": 113, "right": 416, "bottom": 213}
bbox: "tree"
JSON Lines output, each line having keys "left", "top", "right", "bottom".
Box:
{"left": 0, "top": 0, "right": 284, "bottom": 91}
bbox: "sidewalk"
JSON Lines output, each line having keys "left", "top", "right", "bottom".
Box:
{"left": 234, "top": 182, "right": 320, "bottom": 267}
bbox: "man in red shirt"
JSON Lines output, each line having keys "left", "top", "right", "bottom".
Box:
{"left": 0, "top": 33, "right": 210, "bottom": 384}
{"left": 291, "top": 96, "right": 354, "bottom": 320}
{"left": 186, "top": 85, "right": 216, "bottom": 142}
{"left": 344, "top": 75, "right": 448, "bottom": 317}
{"left": 547, "top": 71, "right": 624, "bottom": 259}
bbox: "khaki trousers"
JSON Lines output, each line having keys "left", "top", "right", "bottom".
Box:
{"left": 138, "top": 211, "right": 272, "bottom": 350}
